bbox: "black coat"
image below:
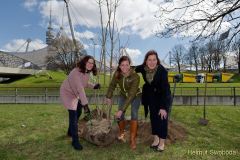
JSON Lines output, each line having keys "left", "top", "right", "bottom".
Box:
{"left": 135, "top": 64, "right": 172, "bottom": 117}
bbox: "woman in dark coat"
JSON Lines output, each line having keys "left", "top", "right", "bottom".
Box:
{"left": 135, "top": 50, "right": 171, "bottom": 151}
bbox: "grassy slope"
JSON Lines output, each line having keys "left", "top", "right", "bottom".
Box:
{"left": 0, "top": 71, "right": 108, "bottom": 87}
{"left": 0, "top": 71, "right": 66, "bottom": 87}
{"left": 0, "top": 105, "right": 239, "bottom": 160}
{"left": 1, "top": 71, "right": 240, "bottom": 88}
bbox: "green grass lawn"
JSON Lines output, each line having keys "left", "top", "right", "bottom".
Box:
{"left": 2, "top": 70, "right": 240, "bottom": 97}
{"left": 1, "top": 70, "right": 240, "bottom": 88}
{"left": 0, "top": 104, "right": 239, "bottom": 160}
{"left": 0, "top": 71, "right": 113, "bottom": 88}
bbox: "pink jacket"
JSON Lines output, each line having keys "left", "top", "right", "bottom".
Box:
{"left": 60, "top": 68, "right": 94, "bottom": 110}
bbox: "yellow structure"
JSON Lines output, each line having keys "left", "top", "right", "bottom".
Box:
{"left": 222, "top": 73, "right": 234, "bottom": 82}
{"left": 168, "top": 72, "right": 234, "bottom": 83}
{"left": 183, "top": 73, "right": 196, "bottom": 82}
{"left": 206, "top": 73, "right": 214, "bottom": 82}
{"left": 168, "top": 73, "right": 176, "bottom": 83}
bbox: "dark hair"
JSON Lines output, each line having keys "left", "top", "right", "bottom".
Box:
{"left": 77, "top": 55, "right": 97, "bottom": 75}
{"left": 115, "top": 56, "right": 131, "bottom": 79}
{"left": 142, "top": 50, "right": 160, "bottom": 66}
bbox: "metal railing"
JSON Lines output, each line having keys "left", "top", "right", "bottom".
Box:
{"left": 0, "top": 86, "right": 240, "bottom": 96}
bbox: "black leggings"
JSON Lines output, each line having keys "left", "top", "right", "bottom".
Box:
{"left": 67, "top": 101, "right": 82, "bottom": 139}
{"left": 149, "top": 105, "right": 168, "bottom": 139}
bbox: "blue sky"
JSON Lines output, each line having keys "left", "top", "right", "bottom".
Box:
{"left": 0, "top": 0, "right": 190, "bottom": 65}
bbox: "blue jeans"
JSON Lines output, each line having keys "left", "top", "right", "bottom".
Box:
{"left": 118, "top": 96, "right": 141, "bottom": 120}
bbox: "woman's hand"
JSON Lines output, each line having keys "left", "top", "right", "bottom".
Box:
{"left": 105, "top": 98, "right": 112, "bottom": 105}
{"left": 115, "top": 110, "right": 123, "bottom": 119}
{"left": 93, "top": 83, "right": 101, "bottom": 89}
{"left": 158, "top": 109, "right": 167, "bottom": 120}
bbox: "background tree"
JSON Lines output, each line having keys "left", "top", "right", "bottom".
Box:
{"left": 198, "top": 46, "right": 207, "bottom": 71}
{"left": 46, "top": 34, "right": 85, "bottom": 74}
{"left": 232, "top": 37, "right": 240, "bottom": 73}
{"left": 188, "top": 42, "right": 200, "bottom": 74}
{"left": 216, "top": 40, "right": 228, "bottom": 72}
{"left": 205, "top": 40, "right": 216, "bottom": 73}
{"left": 155, "top": 0, "right": 240, "bottom": 42}
{"left": 171, "top": 44, "right": 186, "bottom": 73}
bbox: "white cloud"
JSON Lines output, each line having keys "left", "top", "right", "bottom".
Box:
{"left": 125, "top": 48, "right": 142, "bottom": 65}
{"left": 24, "top": 0, "right": 38, "bottom": 11}
{"left": 54, "top": 28, "right": 95, "bottom": 49}
{"left": 125, "top": 48, "right": 141, "bottom": 58}
{"left": 75, "top": 30, "right": 95, "bottom": 40}
{"left": 23, "top": 0, "right": 233, "bottom": 46}
{"left": 39, "top": 0, "right": 160, "bottom": 39}
{"left": 56, "top": 27, "right": 95, "bottom": 40}
{"left": 3, "top": 39, "right": 47, "bottom": 52}
{"left": 116, "top": 0, "right": 159, "bottom": 39}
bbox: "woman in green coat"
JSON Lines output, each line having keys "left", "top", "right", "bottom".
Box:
{"left": 105, "top": 56, "right": 141, "bottom": 150}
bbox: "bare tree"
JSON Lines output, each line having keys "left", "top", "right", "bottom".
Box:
{"left": 155, "top": 0, "right": 240, "bottom": 42}
{"left": 205, "top": 41, "right": 216, "bottom": 72}
{"left": 188, "top": 42, "right": 200, "bottom": 74}
{"left": 198, "top": 46, "right": 207, "bottom": 71}
{"left": 195, "top": 40, "right": 228, "bottom": 72}
{"left": 184, "top": 52, "right": 193, "bottom": 71}
{"left": 216, "top": 40, "right": 228, "bottom": 72}
{"left": 97, "top": 0, "right": 121, "bottom": 84}
{"left": 212, "top": 43, "right": 221, "bottom": 71}
{"left": 232, "top": 37, "right": 240, "bottom": 73}
{"left": 46, "top": 34, "right": 84, "bottom": 74}
{"left": 106, "top": 0, "right": 120, "bottom": 79}
{"left": 97, "top": 0, "right": 109, "bottom": 85}
{"left": 200, "top": 39, "right": 227, "bottom": 72}
{"left": 171, "top": 44, "right": 186, "bottom": 73}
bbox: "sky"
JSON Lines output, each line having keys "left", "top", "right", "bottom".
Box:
{"left": 0, "top": 0, "right": 191, "bottom": 65}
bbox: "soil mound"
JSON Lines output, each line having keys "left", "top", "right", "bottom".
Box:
{"left": 78, "top": 109, "right": 187, "bottom": 146}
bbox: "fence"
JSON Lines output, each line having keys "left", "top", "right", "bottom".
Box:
{"left": 0, "top": 87, "right": 240, "bottom": 105}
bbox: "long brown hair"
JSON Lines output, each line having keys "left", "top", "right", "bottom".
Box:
{"left": 115, "top": 56, "right": 131, "bottom": 79}
{"left": 77, "top": 55, "right": 97, "bottom": 75}
{"left": 142, "top": 50, "right": 160, "bottom": 66}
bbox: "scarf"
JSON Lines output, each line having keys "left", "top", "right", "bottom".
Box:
{"left": 144, "top": 65, "right": 158, "bottom": 84}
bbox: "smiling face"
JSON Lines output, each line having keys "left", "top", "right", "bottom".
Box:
{"left": 119, "top": 60, "right": 130, "bottom": 75}
{"left": 85, "top": 58, "right": 95, "bottom": 71}
{"left": 146, "top": 54, "right": 158, "bottom": 70}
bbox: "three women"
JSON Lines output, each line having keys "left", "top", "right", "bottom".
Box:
{"left": 60, "top": 51, "right": 171, "bottom": 151}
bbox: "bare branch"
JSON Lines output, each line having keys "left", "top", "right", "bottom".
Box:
{"left": 155, "top": 0, "right": 240, "bottom": 41}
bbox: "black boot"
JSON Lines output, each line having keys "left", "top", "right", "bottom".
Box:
{"left": 69, "top": 110, "right": 83, "bottom": 150}
{"left": 72, "top": 138, "right": 83, "bottom": 150}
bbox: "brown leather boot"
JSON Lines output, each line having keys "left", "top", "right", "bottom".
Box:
{"left": 118, "top": 120, "right": 126, "bottom": 142}
{"left": 130, "top": 120, "right": 138, "bottom": 150}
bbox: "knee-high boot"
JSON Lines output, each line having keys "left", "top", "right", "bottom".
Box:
{"left": 118, "top": 120, "right": 126, "bottom": 142}
{"left": 130, "top": 120, "right": 138, "bottom": 150}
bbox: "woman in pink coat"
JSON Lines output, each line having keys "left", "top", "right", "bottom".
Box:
{"left": 60, "top": 55, "right": 100, "bottom": 150}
